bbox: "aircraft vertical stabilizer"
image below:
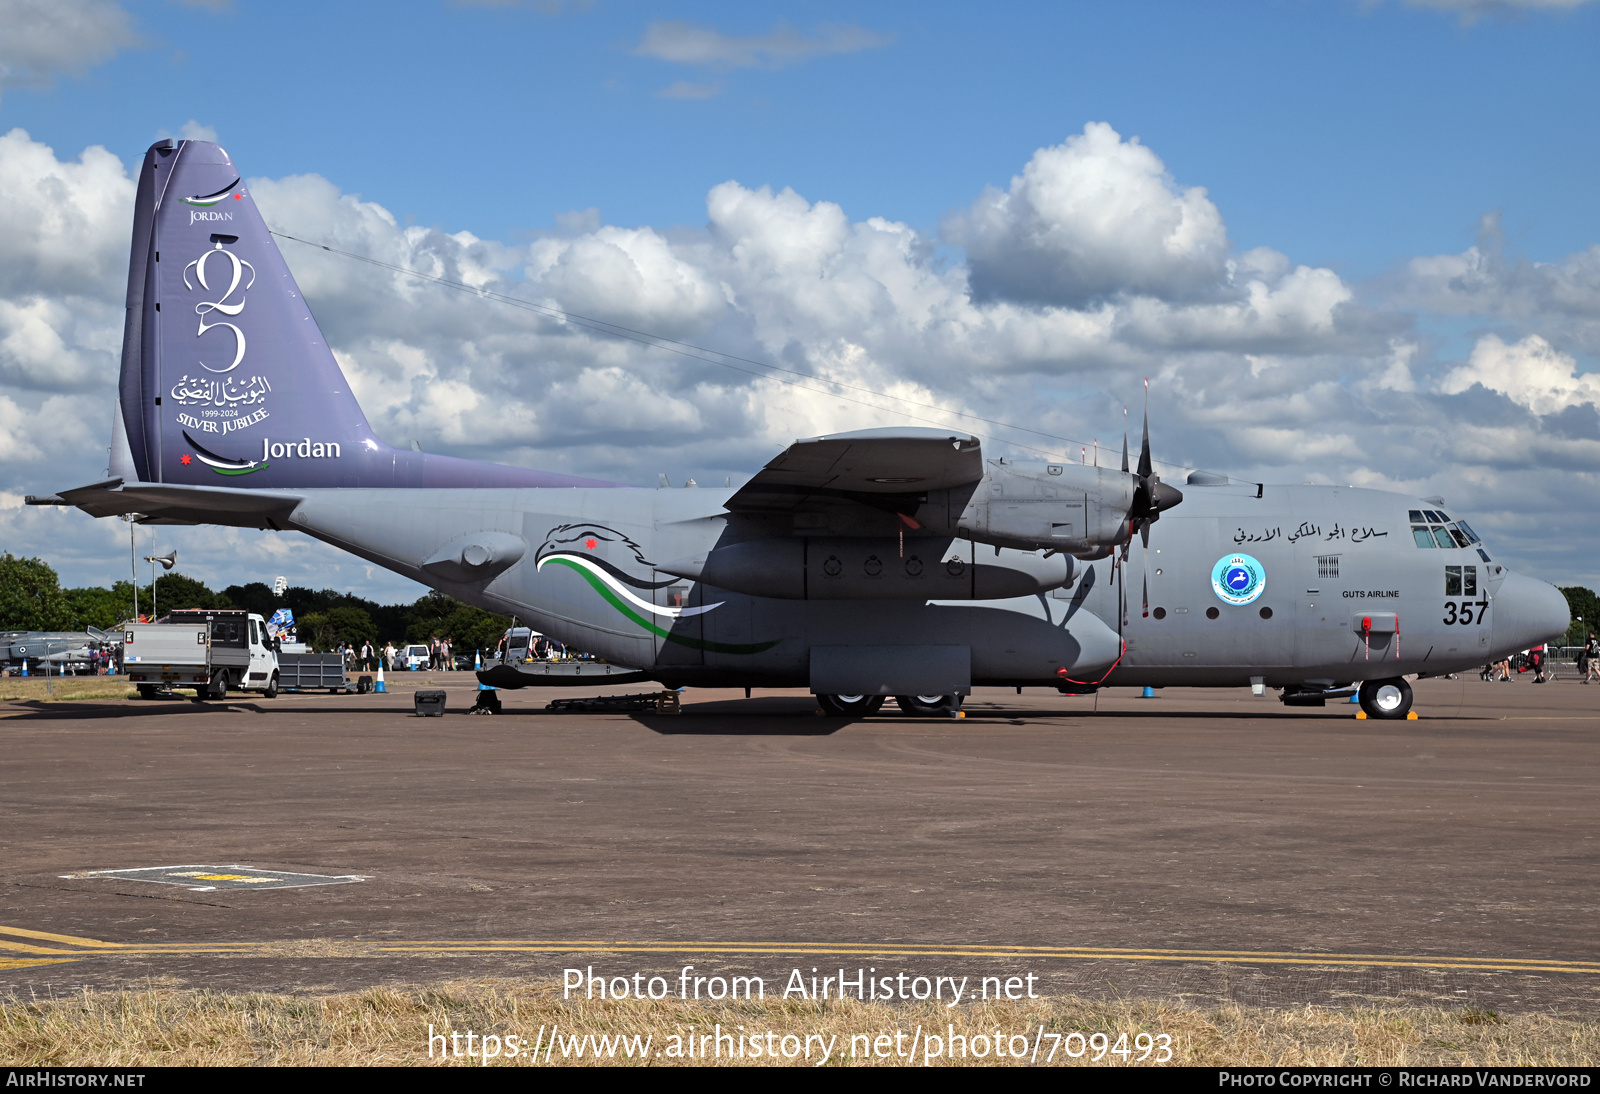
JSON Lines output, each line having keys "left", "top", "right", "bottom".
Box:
{"left": 114, "top": 139, "right": 618, "bottom": 492}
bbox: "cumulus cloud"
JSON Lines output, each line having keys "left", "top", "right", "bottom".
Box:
{"left": 4, "top": 124, "right": 1600, "bottom": 594}
{"left": 949, "top": 123, "right": 1232, "bottom": 306}
{"left": 1440, "top": 333, "right": 1600, "bottom": 415}
{"left": 155, "top": 119, "right": 220, "bottom": 143}
{"left": 633, "top": 20, "right": 893, "bottom": 70}
{"left": 0, "top": 0, "right": 139, "bottom": 99}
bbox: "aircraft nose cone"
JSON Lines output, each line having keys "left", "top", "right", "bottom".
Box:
{"left": 1493, "top": 572, "right": 1571, "bottom": 653}
{"left": 1152, "top": 481, "right": 1184, "bottom": 513}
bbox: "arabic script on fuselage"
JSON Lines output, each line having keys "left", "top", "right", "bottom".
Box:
{"left": 1232, "top": 522, "right": 1389, "bottom": 546}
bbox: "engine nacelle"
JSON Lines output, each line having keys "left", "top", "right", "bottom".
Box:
{"left": 660, "top": 537, "right": 1073, "bottom": 600}
{"left": 918, "top": 461, "right": 1140, "bottom": 557}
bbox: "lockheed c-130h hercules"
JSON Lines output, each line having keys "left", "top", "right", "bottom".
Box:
{"left": 27, "top": 139, "right": 1571, "bottom": 720}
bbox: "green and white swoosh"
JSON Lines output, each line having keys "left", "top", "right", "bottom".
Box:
{"left": 538, "top": 553, "right": 721, "bottom": 619}
{"left": 537, "top": 554, "right": 781, "bottom": 655}
{"left": 180, "top": 179, "right": 242, "bottom": 207}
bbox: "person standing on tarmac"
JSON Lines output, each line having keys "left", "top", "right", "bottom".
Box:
{"left": 1584, "top": 632, "right": 1599, "bottom": 684}
{"left": 1530, "top": 643, "right": 1548, "bottom": 684}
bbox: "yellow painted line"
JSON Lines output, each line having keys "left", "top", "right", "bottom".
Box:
{"left": 364, "top": 945, "right": 1600, "bottom": 975}
{"left": 0, "top": 958, "right": 83, "bottom": 971}
{"left": 3, "top": 926, "right": 1597, "bottom": 978}
{"left": 368, "top": 940, "right": 1600, "bottom": 972}
{"left": 0, "top": 924, "right": 126, "bottom": 949}
{"left": 0, "top": 940, "right": 89, "bottom": 956}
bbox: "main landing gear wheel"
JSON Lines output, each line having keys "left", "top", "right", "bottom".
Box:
{"left": 894, "top": 694, "right": 962, "bottom": 716}
{"left": 817, "top": 694, "right": 885, "bottom": 717}
{"left": 1359, "top": 677, "right": 1413, "bottom": 720}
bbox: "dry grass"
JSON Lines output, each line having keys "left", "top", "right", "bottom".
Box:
{"left": 0, "top": 676, "right": 138, "bottom": 703}
{"left": 3, "top": 981, "right": 1597, "bottom": 1066}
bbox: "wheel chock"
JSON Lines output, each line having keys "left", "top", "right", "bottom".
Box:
{"left": 1355, "top": 711, "right": 1367, "bottom": 719}
{"left": 1406, "top": 711, "right": 1418, "bottom": 720}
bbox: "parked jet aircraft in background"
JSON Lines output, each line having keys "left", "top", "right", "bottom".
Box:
{"left": 0, "top": 630, "right": 112, "bottom": 675}
{"left": 28, "top": 140, "right": 1570, "bottom": 719}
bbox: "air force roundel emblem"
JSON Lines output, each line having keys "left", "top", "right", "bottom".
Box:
{"left": 1211, "top": 553, "right": 1266, "bottom": 606}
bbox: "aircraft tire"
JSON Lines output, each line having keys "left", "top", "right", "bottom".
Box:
{"left": 263, "top": 673, "right": 278, "bottom": 699}
{"left": 1359, "top": 677, "right": 1412, "bottom": 720}
{"left": 817, "top": 694, "right": 885, "bottom": 717}
{"left": 894, "top": 694, "right": 963, "bottom": 716}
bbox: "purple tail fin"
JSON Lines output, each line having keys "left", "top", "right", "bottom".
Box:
{"left": 114, "top": 138, "right": 619, "bottom": 490}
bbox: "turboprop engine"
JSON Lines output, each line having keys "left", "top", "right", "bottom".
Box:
{"left": 914, "top": 460, "right": 1152, "bottom": 557}
{"left": 918, "top": 403, "right": 1184, "bottom": 558}
{"left": 659, "top": 538, "right": 1073, "bottom": 600}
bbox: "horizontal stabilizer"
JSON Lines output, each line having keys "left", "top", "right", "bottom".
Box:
{"left": 28, "top": 478, "right": 303, "bottom": 528}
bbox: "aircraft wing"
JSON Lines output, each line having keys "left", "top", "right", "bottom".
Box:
{"left": 727, "top": 427, "right": 983, "bottom": 514}
{"left": 27, "top": 479, "right": 304, "bottom": 528}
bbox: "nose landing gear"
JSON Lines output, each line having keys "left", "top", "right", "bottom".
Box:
{"left": 1358, "top": 677, "right": 1413, "bottom": 720}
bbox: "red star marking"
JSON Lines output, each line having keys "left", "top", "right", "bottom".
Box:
{"left": 584, "top": 538, "right": 597, "bottom": 550}
{"left": 180, "top": 454, "right": 192, "bottom": 465}
{"left": 234, "top": 193, "right": 243, "bottom": 200}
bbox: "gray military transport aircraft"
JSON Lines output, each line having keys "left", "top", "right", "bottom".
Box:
{"left": 28, "top": 139, "right": 1570, "bottom": 720}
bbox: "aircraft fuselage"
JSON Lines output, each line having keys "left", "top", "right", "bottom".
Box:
{"left": 284, "top": 477, "right": 1561, "bottom": 692}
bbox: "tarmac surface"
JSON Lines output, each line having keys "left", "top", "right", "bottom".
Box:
{"left": 2, "top": 672, "right": 1597, "bottom": 1013}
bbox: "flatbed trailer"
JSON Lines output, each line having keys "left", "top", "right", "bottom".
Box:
{"left": 276, "top": 652, "right": 359, "bottom": 693}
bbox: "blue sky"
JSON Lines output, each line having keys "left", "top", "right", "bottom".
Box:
{"left": 3, "top": 0, "right": 1600, "bottom": 600}
{"left": 11, "top": 1, "right": 1599, "bottom": 269}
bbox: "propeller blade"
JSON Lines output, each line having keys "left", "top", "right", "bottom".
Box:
{"left": 1137, "top": 380, "right": 1153, "bottom": 480}
{"left": 1140, "top": 518, "right": 1150, "bottom": 549}
{"left": 1120, "top": 408, "right": 1129, "bottom": 473}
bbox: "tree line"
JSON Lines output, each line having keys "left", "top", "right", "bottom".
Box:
{"left": 0, "top": 553, "right": 513, "bottom": 656}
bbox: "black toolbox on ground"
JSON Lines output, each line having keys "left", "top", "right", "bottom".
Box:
{"left": 414, "top": 690, "right": 447, "bottom": 717}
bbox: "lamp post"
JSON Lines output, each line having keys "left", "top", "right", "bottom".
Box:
{"left": 143, "top": 550, "right": 177, "bottom": 619}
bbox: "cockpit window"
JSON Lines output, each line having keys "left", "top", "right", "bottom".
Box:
{"left": 1447, "top": 525, "right": 1471, "bottom": 548}
{"left": 1432, "top": 527, "right": 1456, "bottom": 549}
{"left": 1445, "top": 565, "right": 1478, "bottom": 597}
{"left": 1413, "top": 526, "right": 1436, "bottom": 548}
{"left": 1409, "top": 510, "right": 1425, "bottom": 524}
{"left": 1424, "top": 510, "right": 1443, "bottom": 523}
{"left": 1456, "top": 520, "right": 1480, "bottom": 544}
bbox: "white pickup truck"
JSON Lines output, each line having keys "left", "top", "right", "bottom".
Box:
{"left": 123, "top": 610, "right": 280, "bottom": 700}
